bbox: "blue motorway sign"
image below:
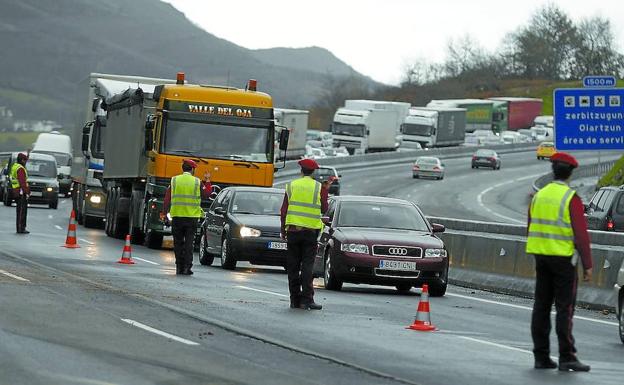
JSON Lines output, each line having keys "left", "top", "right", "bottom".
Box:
{"left": 553, "top": 87, "right": 624, "bottom": 150}
{"left": 582, "top": 75, "right": 616, "bottom": 88}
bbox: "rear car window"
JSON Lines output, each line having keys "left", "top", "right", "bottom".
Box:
{"left": 596, "top": 190, "right": 615, "bottom": 211}
{"left": 616, "top": 193, "right": 624, "bottom": 214}
{"left": 416, "top": 157, "right": 438, "bottom": 165}
{"left": 476, "top": 150, "right": 494, "bottom": 156}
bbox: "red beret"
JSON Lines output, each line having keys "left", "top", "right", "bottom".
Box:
{"left": 298, "top": 158, "right": 319, "bottom": 170}
{"left": 550, "top": 152, "right": 578, "bottom": 168}
{"left": 183, "top": 159, "right": 198, "bottom": 168}
{"left": 17, "top": 153, "right": 28, "bottom": 161}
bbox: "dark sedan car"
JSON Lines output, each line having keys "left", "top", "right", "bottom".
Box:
{"left": 313, "top": 166, "right": 340, "bottom": 195}
{"left": 313, "top": 196, "right": 449, "bottom": 296}
{"left": 198, "top": 187, "right": 287, "bottom": 269}
{"left": 471, "top": 149, "right": 501, "bottom": 170}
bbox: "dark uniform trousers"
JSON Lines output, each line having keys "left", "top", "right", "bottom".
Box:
{"left": 531, "top": 254, "right": 578, "bottom": 361}
{"left": 172, "top": 217, "right": 198, "bottom": 270}
{"left": 286, "top": 230, "right": 318, "bottom": 305}
{"left": 14, "top": 193, "right": 27, "bottom": 232}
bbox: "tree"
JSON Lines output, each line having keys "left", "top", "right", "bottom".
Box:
{"left": 511, "top": 4, "right": 578, "bottom": 79}
{"left": 444, "top": 35, "right": 489, "bottom": 78}
{"left": 572, "top": 16, "right": 624, "bottom": 78}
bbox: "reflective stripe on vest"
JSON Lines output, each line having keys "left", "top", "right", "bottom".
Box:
{"left": 170, "top": 173, "right": 202, "bottom": 218}
{"left": 10, "top": 163, "right": 27, "bottom": 189}
{"left": 285, "top": 176, "right": 323, "bottom": 230}
{"left": 526, "top": 182, "right": 575, "bottom": 256}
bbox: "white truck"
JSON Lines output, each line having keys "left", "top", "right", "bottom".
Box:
{"left": 401, "top": 107, "right": 466, "bottom": 148}
{"left": 32, "top": 131, "right": 73, "bottom": 196}
{"left": 72, "top": 73, "right": 178, "bottom": 227}
{"left": 274, "top": 108, "right": 308, "bottom": 160}
{"left": 331, "top": 108, "right": 397, "bottom": 154}
{"left": 344, "top": 100, "right": 410, "bottom": 148}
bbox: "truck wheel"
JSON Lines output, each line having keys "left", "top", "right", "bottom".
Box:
{"left": 144, "top": 230, "right": 163, "bottom": 249}
{"left": 221, "top": 236, "right": 237, "bottom": 270}
{"left": 104, "top": 187, "right": 114, "bottom": 236}
{"left": 128, "top": 196, "right": 145, "bottom": 245}
{"left": 199, "top": 234, "right": 215, "bottom": 266}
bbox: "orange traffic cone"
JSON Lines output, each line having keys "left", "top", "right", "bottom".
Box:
{"left": 62, "top": 210, "right": 81, "bottom": 248}
{"left": 117, "top": 234, "right": 135, "bottom": 264}
{"left": 406, "top": 284, "right": 437, "bottom": 331}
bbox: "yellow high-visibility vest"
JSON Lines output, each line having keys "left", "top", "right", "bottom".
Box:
{"left": 285, "top": 176, "right": 323, "bottom": 230}
{"left": 10, "top": 163, "right": 27, "bottom": 189}
{"left": 526, "top": 181, "right": 576, "bottom": 256}
{"left": 170, "top": 172, "right": 202, "bottom": 218}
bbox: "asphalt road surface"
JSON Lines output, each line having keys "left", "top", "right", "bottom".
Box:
{"left": 0, "top": 149, "right": 622, "bottom": 385}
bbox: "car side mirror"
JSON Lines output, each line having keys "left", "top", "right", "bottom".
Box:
{"left": 279, "top": 129, "right": 290, "bottom": 151}
{"left": 321, "top": 216, "right": 331, "bottom": 225}
{"left": 583, "top": 204, "right": 589, "bottom": 213}
{"left": 214, "top": 206, "right": 226, "bottom": 216}
{"left": 432, "top": 223, "right": 445, "bottom": 233}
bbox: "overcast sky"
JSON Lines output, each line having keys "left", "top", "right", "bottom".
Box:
{"left": 165, "top": 0, "right": 623, "bottom": 85}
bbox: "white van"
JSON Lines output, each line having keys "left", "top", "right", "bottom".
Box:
{"left": 32, "top": 131, "right": 72, "bottom": 196}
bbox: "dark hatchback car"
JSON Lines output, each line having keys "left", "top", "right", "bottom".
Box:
{"left": 471, "top": 149, "right": 501, "bottom": 170}
{"left": 198, "top": 187, "right": 288, "bottom": 269}
{"left": 313, "top": 166, "right": 341, "bottom": 195}
{"left": 585, "top": 186, "right": 624, "bottom": 231}
{"left": 2, "top": 152, "right": 59, "bottom": 209}
{"left": 313, "top": 196, "right": 449, "bottom": 296}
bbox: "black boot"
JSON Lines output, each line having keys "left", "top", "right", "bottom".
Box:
{"left": 534, "top": 358, "right": 557, "bottom": 369}
{"left": 290, "top": 296, "right": 301, "bottom": 309}
{"left": 300, "top": 302, "right": 322, "bottom": 310}
{"left": 559, "top": 360, "right": 590, "bottom": 372}
{"left": 180, "top": 267, "right": 194, "bottom": 275}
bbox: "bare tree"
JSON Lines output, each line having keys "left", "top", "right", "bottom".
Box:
{"left": 572, "top": 16, "right": 624, "bottom": 78}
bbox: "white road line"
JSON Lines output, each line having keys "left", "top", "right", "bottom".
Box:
{"left": 0, "top": 269, "right": 30, "bottom": 282}
{"left": 235, "top": 285, "right": 289, "bottom": 297}
{"left": 476, "top": 183, "right": 525, "bottom": 224}
{"left": 447, "top": 292, "right": 618, "bottom": 326}
{"left": 79, "top": 238, "right": 94, "bottom": 245}
{"left": 133, "top": 257, "right": 160, "bottom": 265}
{"left": 459, "top": 336, "right": 533, "bottom": 355}
{"left": 120, "top": 319, "right": 199, "bottom": 346}
{"left": 48, "top": 215, "right": 54, "bottom": 219}
{"left": 55, "top": 225, "right": 63, "bottom": 230}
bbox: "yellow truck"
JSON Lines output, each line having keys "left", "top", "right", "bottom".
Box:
{"left": 91, "top": 73, "right": 287, "bottom": 248}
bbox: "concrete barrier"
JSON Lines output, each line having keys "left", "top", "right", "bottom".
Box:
{"left": 427, "top": 216, "right": 624, "bottom": 309}
{"left": 532, "top": 160, "right": 617, "bottom": 192}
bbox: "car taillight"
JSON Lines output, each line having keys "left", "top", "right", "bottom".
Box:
{"left": 472, "top": 156, "right": 477, "bottom": 160}
{"left": 489, "top": 157, "right": 495, "bottom": 161}
{"left": 607, "top": 219, "right": 615, "bottom": 230}
{"left": 433, "top": 166, "right": 440, "bottom": 171}
{"left": 413, "top": 165, "right": 419, "bottom": 170}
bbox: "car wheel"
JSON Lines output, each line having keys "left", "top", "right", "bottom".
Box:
{"left": 619, "top": 296, "right": 624, "bottom": 344}
{"left": 221, "top": 236, "right": 237, "bottom": 270}
{"left": 537, "top": 156, "right": 541, "bottom": 160}
{"left": 323, "top": 252, "right": 342, "bottom": 291}
{"left": 428, "top": 281, "right": 447, "bottom": 297}
{"left": 395, "top": 283, "right": 412, "bottom": 293}
{"left": 199, "top": 233, "right": 215, "bottom": 266}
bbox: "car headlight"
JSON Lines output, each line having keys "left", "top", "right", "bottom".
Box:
{"left": 46, "top": 187, "right": 54, "bottom": 192}
{"left": 89, "top": 194, "right": 102, "bottom": 204}
{"left": 424, "top": 248, "right": 447, "bottom": 258}
{"left": 240, "top": 226, "right": 261, "bottom": 238}
{"left": 340, "top": 243, "right": 369, "bottom": 254}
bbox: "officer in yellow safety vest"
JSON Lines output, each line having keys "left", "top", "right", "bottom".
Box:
{"left": 526, "top": 152, "right": 593, "bottom": 372}
{"left": 280, "top": 158, "right": 333, "bottom": 310}
{"left": 163, "top": 159, "right": 212, "bottom": 275}
{"left": 11, "top": 152, "right": 31, "bottom": 234}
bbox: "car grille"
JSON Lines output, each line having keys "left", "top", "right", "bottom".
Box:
{"left": 372, "top": 245, "right": 422, "bottom": 258}
{"left": 374, "top": 269, "right": 421, "bottom": 278}
{"left": 261, "top": 230, "right": 281, "bottom": 238}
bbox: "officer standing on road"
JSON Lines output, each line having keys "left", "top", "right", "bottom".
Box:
{"left": 11, "top": 152, "right": 30, "bottom": 234}
{"left": 163, "top": 159, "right": 212, "bottom": 275}
{"left": 526, "top": 152, "right": 593, "bottom": 372}
{"left": 280, "top": 158, "right": 332, "bottom": 310}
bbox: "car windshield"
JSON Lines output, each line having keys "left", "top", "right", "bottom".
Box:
{"left": 25, "top": 159, "right": 57, "bottom": 178}
{"left": 416, "top": 157, "right": 438, "bottom": 165}
{"left": 162, "top": 118, "right": 271, "bottom": 162}
{"left": 332, "top": 123, "right": 365, "bottom": 137}
{"left": 231, "top": 191, "right": 283, "bottom": 216}
{"left": 32, "top": 151, "right": 71, "bottom": 166}
{"left": 337, "top": 201, "right": 429, "bottom": 231}
{"left": 540, "top": 143, "right": 554, "bottom": 148}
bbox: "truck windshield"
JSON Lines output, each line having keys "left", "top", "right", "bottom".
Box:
{"left": 332, "top": 123, "right": 365, "bottom": 137}
{"left": 162, "top": 119, "right": 272, "bottom": 162}
{"left": 32, "top": 151, "right": 71, "bottom": 167}
{"left": 26, "top": 159, "right": 57, "bottom": 178}
{"left": 401, "top": 123, "right": 432, "bottom": 136}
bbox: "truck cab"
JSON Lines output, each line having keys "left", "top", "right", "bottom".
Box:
{"left": 402, "top": 110, "right": 437, "bottom": 148}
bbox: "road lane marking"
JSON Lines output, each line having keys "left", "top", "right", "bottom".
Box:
{"left": 133, "top": 257, "right": 160, "bottom": 265}
{"left": 120, "top": 319, "right": 199, "bottom": 346}
{"left": 459, "top": 336, "right": 532, "bottom": 355}
{"left": 447, "top": 292, "right": 618, "bottom": 326}
{"left": 475, "top": 172, "right": 544, "bottom": 224}
{"left": 0, "top": 269, "right": 30, "bottom": 282}
{"left": 79, "top": 238, "right": 94, "bottom": 245}
{"left": 55, "top": 225, "right": 63, "bottom": 230}
{"left": 236, "top": 285, "right": 289, "bottom": 297}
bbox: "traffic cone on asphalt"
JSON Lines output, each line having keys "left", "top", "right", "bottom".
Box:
{"left": 406, "top": 284, "right": 437, "bottom": 331}
{"left": 62, "top": 210, "right": 80, "bottom": 248}
{"left": 117, "top": 235, "right": 135, "bottom": 265}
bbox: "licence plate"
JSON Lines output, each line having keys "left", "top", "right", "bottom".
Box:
{"left": 268, "top": 242, "right": 288, "bottom": 250}
{"left": 163, "top": 225, "right": 171, "bottom": 232}
{"left": 379, "top": 260, "right": 417, "bottom": 271}
{"left": 30, "top": 191, "right": 43, "bottom": 197}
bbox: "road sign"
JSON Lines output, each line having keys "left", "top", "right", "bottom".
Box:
{"left": 582, "top": 75, "right": 616, "bottom": 88}
{"left": 554, "top": 87, "right": 624, "bottom": 150}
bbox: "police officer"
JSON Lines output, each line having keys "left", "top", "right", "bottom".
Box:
{"left": 163, "top": 159, "right": 211, "bottom": 275}
{"left": 280, "top": 158, "right": 332, "bottom": 310}
{"left": 11, "top": 153, "right": 30, "bottom": 234}
{"left": 526, "top": 152, "right": 592, "bottom": 372}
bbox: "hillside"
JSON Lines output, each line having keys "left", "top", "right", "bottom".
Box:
{"left": 0, "top": 0, "right": 377, "bottom": 128}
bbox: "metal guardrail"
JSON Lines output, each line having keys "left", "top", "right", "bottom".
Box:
{"left": 532, "top": 160, "right": 617, "bottom": 192}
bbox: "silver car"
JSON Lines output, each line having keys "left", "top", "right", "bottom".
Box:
{"left": 412, "top": 156, "right": 445, "bottom": 180}
{"left": 616, "top": 260, "right": 624, "bottom": 343}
